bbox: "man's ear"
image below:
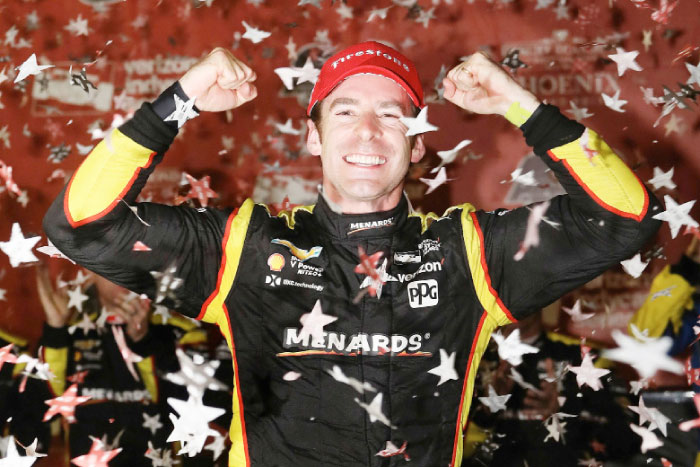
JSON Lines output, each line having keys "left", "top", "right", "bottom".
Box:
{"left": 306, "top": 119, "right": 321, "bottom": 156}
{"left": 410, "top": 134, "right": 426, "bottom": 163}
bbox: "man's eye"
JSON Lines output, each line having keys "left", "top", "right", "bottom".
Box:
{"left": 381, "top": 114, "right": 400, "bottom": 119}
{"left": 336, "top": 110, "right": 352, "bottom": 116}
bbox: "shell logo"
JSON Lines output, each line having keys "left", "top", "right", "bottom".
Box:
{"left": 267, "top": 253, "right": 285, "bottom": 272}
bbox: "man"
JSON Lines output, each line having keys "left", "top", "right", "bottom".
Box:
{"left": 44, "top": 41, "right": 661, "bottom": 466}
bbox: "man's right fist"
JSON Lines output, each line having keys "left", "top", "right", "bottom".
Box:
{"left": 178, "top": 47, "right": 257, "bottom": 112}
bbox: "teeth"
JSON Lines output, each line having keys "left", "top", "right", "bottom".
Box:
{"left": 345, "top": 154, "right": 385, "bottom": 166}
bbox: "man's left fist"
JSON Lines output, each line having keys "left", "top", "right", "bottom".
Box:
{"left": 442, "top": 52, "right": 540, "bottom": 117}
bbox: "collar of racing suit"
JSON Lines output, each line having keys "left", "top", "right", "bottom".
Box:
{"left": 312, "top": 192, "right": 410, "bottom": 240}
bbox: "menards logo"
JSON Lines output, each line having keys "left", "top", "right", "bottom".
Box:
{"left": 279, "top": 329, "right": 431, "bottom": 357}
{"left": 347, "top": 217, "right": 394, "bottom": 235}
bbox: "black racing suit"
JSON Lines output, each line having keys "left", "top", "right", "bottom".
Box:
{"left": 43, "top": 82, "right": 661, "bottom": 466}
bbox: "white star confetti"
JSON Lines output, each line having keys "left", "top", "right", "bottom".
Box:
{"left": 648, "top": 167, "right": 676, "bottom": 191}
{"left": 65, "top": 15, "right": 89, "bottom": 36}
{"left": 298, "top": 299, "right": 338, "bottom": 343}
{"left": 0, "top": 223, "right": 40, "bottom": 267}
{"left": 142, "top": 412, "right": 163, "bottom": 435}
{"left": 428, "top": 348, "right": 459, "bottom": 386}
{"left": 166, "top": 348, "right": 227, "bottom": 398}
{"left": 0, "top": 436, "right": 38, "bottom": 467}
{"left": 568, "top": 352, "right": 610, "bottom": 391}
{"left": 400, "top": 106, "right": 438, "bottom": 136}
{"left": 652, "top": 195, "right": 698, "bottom": 239}
{"left": 492, "top": 329, "right": 539, "bottom": 366}
{"left": 327, "top": 365, "right": 376, "bottom": 394}
{"left": 66, "top": 285, "right": 89, "bottom": 312}
{"left": 241, "top": 20, "right": 271, "bottom": 44}
{"left": 566, "top": 100, "right": 594, "bottom": 121}
{"left": 601, "top": 89, "right": 627, "bottom": 113}
{"left": 603, "top": 330, "right": 684, "bottom": 378}
{"left": 630, "top": 423, "right": 663, "bottom": 453}
{"left": 478, "top": 384, "right": 511, "bottom": 412}
{"left": 354, "top": 393, "right": 396, "bottom": 428}
{"left": 501, "top": 167, "right": 538, "bottom": 186}
{"left": 167, "top": 396, "right": 225, "bottom": 457}
{"left": 608, "top": 47, "right": 642, "bottom": 76}
{"left": 14, "top": 53, "right": 53, "bottom": 84}
{"left": 629, "top": 396, "right": 671, "bottom": 436}
{"left": 432, "top": 139, "right": 471, "bottom": 173}
{"left": 562, "top": 299, "right": 595, "bottom": 322}
{"left": 295, "top": 57, "right": 320, "bottom": 85}
{"left": 620, "top": 253, "right": 649, "bottom": 278}
{"left": 165, "top": 95, "right": 199, "bottom": 129}
{"left": 686, "top": 60, "right": 700, "bottom": 86}
{"left": 37, "top": 239, "right": 75, "bottom": 263}
{"left": 419, "top": 167, "right": 450, "bottom": 196}
{"left": 275, "top": 118, "right": 303, "bottom": 136}
{"left": 367, "top": 6, "right": 392, "bottom": 22}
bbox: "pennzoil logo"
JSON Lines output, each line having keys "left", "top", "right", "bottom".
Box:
{"left": 347, "top": 217, "right": 394, "bottom": 235}
{"left": 271, "top": 239, "right": 322, "bottom": 262}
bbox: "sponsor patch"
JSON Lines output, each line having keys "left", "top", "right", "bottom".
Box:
{"left": 347, "top": 217, "right": 394, "bottom": 235}
{"left": 282, "top": 329, "right": 427, "bottom": 356}
{"left": 271, "top": 238, "right": 322, "bottom": 262}
{"left": 394, "top": 250, "right": 421, "bottom": 265}
{"left": 265, "top": 274, "right": 282, "bottom": 287}
{"left": 395, "top": 261, "right": 442, "bottom": 283}
{"left": 408, "top": 279, "right": 439, "bottom": 308}
{"left": 290, "top": 256, "right": 324, "bottom": 277}
{"left": 267, "top": 253, "right": 285, "bottom": 272}
{"left": 418, "top": 239, "right": 441, "bottom": 256}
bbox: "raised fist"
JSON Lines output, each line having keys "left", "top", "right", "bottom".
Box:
{"left": 179, "top": 47, "right": 258, "bottom": 112}
{"left": 442, "top": 52, "right": 540, "bottom": 117}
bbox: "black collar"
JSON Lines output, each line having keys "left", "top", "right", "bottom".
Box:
{"left": 312, "top": 194, "right": 409, "bottom": 240}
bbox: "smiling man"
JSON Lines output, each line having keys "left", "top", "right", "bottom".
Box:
{"left": 44, "top": 41, "right": 660, "bottom": 466}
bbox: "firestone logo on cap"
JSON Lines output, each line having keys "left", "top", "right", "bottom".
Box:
{"left": 330, "top": 48, "right": 411, "bottom": 73}
{"left": 307, "top": 41, "right": 424, "bottom": 116}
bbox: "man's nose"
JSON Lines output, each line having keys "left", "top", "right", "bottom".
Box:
{"left": 355, "top": 112, "right": 381, "bottom": 140}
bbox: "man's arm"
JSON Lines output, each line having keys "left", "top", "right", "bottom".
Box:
{"left": 43, "top": 48, "right": 257, "bottom": 318}
{"left": 443, "top": 52, "right": 662, "bottom": 321}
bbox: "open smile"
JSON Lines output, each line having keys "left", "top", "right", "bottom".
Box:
{"left": 343, "top": 154, "right": 387, "bottom": 167}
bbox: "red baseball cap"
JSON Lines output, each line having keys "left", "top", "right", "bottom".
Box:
{"left": 306, "top": 41, "right": 424, "bottom": 116}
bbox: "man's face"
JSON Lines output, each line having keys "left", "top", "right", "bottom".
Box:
{"left": 306, "top": 74, "right": 425, "bottom": 213}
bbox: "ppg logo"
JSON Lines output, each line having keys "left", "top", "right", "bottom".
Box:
{"left": 407, "top": 280, "right": 438, "bottom": 308}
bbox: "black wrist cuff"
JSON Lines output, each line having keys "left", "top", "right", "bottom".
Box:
{"left": 151, "top": 81, "right": 200, "bottom": 129}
